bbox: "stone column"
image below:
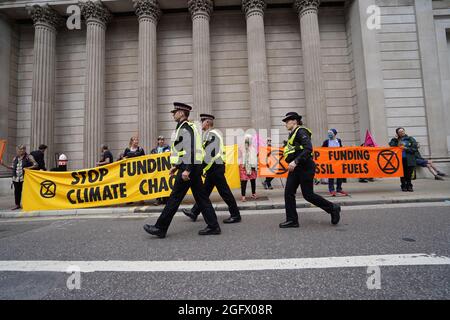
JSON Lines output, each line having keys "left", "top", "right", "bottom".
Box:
{"left": 294, "top": 0, "right": 327, "bottom": 145}
{"left": 134, "top": 0, "right": 161, "bottom": 153}
{"left": 0, "top": 15, "right": 12, "bottom": 145}
{"left": 27, "top": 5, "right": 62, "bottom": 167}
{"left": 242, "top": 0, "right": 271, "bottom": 131}
{"left": 0, "top": 15, "right": 13, "bottom": 175}
{"left": 79, "top": 1, "right": 111, "bottom": 168}
{"left": 188, "top": 0, "right": 213, "bottom": 119}
{"left": 415, "top": 0, "right": 448, "bottom": 157}
{"left": 347, "top": 0, "right": 387, "bottom": 144}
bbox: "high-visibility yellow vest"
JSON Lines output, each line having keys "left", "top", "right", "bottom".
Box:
{"left": 283, "top": 126, "right": 312, "bottom": 158}
{"left": 203, "top": 129, "right": 226, "bottom": 174}
{"left": 170, "top": 121, "right": 204, "bottom": 165}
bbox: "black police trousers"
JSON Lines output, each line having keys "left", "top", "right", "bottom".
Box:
{"left": 190, "top": 164, "right": 241, "bottom": 219}
{"left": 155, "top": 165, "right": 220, "bottom": 231}
{"left": 285, "top": 159, "right": 335, "bottom": 222}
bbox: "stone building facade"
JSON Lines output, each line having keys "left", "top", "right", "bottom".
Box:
{"left": 0, "top": 0, "right": 449, "bottom": 174}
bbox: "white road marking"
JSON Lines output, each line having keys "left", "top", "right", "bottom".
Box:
{"left": 0, "top": 253, "right": 449, "bottom": 273}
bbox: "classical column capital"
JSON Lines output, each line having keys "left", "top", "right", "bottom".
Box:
{"left": 26, "top": 4, "right": 64, "bottom": 30}
{"left": 133, "top": 0, "right": 162, "bottom": 23}
{"left": 188, "top": 0, "right": 213, "bottom": 20}
{"left": 79, "top": 0, "right": 112, "bottom": 27}
{"left": 293, "top": 0, "right": 320, "bottom": 16}
{"left": 242, "top": 0, "right": 266, "bottom": 18}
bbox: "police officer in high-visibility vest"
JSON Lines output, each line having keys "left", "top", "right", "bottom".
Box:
{"left": 143, "top": 103, "right": 221, "bottom": 238}
{"left": 182, "top": 114, "right": 242, "bottom": 224}
{"left": 281, "top": 112, "right": 341, "bottom": 228}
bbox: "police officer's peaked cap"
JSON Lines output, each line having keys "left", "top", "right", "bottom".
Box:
{"left": 200, "top": 113, "right": 215, "bottom": 121}
{"left": 171, "top": 102, "right": 192, "bottom": 113}
{"left": 282, "top": 112, "right": 302, "bottom": 122}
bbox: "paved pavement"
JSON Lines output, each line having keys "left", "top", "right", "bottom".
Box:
{"left": 0, "top": 202, "right": 449, "bottom": 299}
{"left": 0, "top": 178, "right": 449, "bottom": 218}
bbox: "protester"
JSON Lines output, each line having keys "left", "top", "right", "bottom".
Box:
{"left": 0, "top": 145, "right": 38, "bottom": 210}
{"left": 239, "top": 135, "right": 258, "bottom": 202}
{"left": 50, "top": 154, "right": 68, "bottom": 172}
{"left": 97, "top": 144, "right": 113, "bottom": 166}
{"left": 262, "top": 138, "right": 274, "bottom": 190}
{"left": 30, "top": 144, "right": 47, "bottom": 171}
{"left": 359, "top": 130, "right": 378, "bottom": 183}
{"left": 322, "top": 129, "right": 348, "bottom": 196}
{"left": 123, "top": 136, "right": 145, "bottom": 158}
{"left": 150, "top": 136, "right": 170, "bottom": 154}
{"left": 389, "top": 127, "right": 418, "bottom": 192}
{"left": 415, "top": 149, "right": 447, "bottom": 180}
{"left": 150, "top": 136, "right": 170, "bottom": 206}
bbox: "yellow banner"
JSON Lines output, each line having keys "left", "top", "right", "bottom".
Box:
{"left": 23, "top": 145, "right": 240, "bottom": 212}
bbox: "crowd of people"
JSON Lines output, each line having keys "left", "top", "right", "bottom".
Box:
{"left": 0, "top": 110, "right": 447, "bottom": 212}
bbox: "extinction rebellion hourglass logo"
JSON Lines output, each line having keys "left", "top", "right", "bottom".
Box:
{"left": 377, "top": 150, "right": 400, "bottom": 175}
{"left": 40, "top": 180, "right": 57, "bottom": 199}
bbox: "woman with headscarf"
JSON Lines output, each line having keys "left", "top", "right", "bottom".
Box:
{"left": 239, "top": 135, "right": 258, "bottom": 202}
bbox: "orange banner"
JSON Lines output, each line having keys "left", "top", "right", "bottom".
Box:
{"left": 0, "top": 140, "right": 6, "bottom": 162}
{"left": 258, "top": 146, "right": 404, "bottom": 178}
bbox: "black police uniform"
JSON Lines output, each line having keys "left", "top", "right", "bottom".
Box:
{"left": 184, "top": 129, "right": 241, "bottom": 222}
{"left": 283, "top": 116, "right": 340, "bottom": 226}
{"left": 147, "top": 106, "right": 221, "bottom": 237}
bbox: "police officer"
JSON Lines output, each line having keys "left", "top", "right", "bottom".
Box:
{"left": 281, "top": 112, "right": 341, "bottom": 228}
{"left": 182, "top": 114, "right": 241, "bottom": 224}
{"left": 143, "top": 103, "right": 221, "bottom": 238}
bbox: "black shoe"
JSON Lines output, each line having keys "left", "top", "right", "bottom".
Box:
{"left": 198, "top": 226, "right": 221, "bottom": 235}
{"left": 223, "top": 216, "right": 241, "bottom": 224}
{"left": 182, "top": 208, "right": 197, "bottom": 222}
{"left": 407, "top": 187, "right": 414, "bottom": 192}
{"left": 143, "top": 224, "right": 166, "bottom": 238}
{"left": 437, "top": 171, "right": 447, "bottom": 177}
{"left": 435, "top": 175, "right": 444, "bottom": 181}
{"left": 330, "top": 204, "right": 341, "bottom": 225}
{"left": 279, "top": 221, "right": 299, "bottom": 228}
{"left": 268, "top": 184, "right": 274, "bottom": 190}
{"left": 262, "top": 181, "right": 269, "bottom": 190}
{"left": 401, "top": 186, "right": 408, "bottom": 192}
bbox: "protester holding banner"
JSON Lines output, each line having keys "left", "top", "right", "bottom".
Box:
{"left": 322, "top": 129, "right": 348, "bottom": 197}
{"left": 239, "top": 135, "right": 258, "bottom": 202}
{"left": 97, "top": 144, "right": 113, "bottom": 166}
{"left": 262, "top": 138, "right": 275, "bottom": 190}
{"left": 123, "top": 136, "right": 145, "bottom": 159}
{"left": 0, "top": 145, "right": 38, "bottom": 210}
{"left": 151, "top": 136, "right": 170, "bottom": 206}
{"left": 143, "top": 102, "right": 221, "bottom": 238}
{"left": 389, "top": 127, "right": 418, "bottom": 192}
{"left": 281, "top": 112, "right": 341, "bottom": 228}
{"left": 150, "top": 136, "right": 170, "bottom": 155}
